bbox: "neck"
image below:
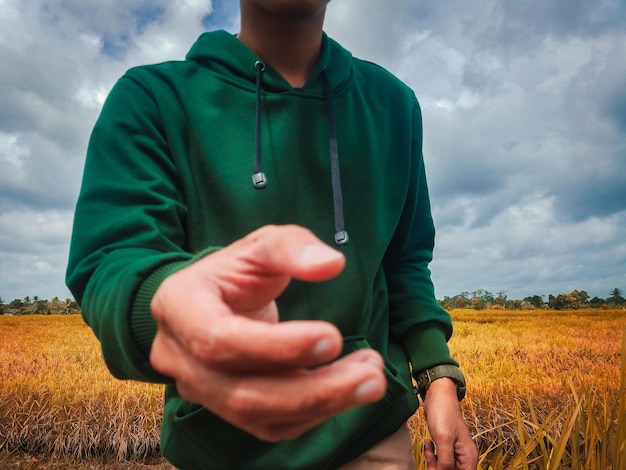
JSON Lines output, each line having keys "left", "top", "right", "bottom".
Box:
{"left": 238, "top": 5, "right": 326, "bottom": 87}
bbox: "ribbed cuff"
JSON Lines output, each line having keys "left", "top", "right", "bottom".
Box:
{"left": 130, "top": 246, "right": 223, "bottom": 377}
{"left": 402, "top": 324, "right": 458, "bottom": 374}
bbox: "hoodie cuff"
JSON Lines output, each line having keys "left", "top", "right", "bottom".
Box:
{"left": 130, "top": 246, "right": 223, "bottom": 376}
{"left": 403, "top": 324, "right": 458, "bottom": 374}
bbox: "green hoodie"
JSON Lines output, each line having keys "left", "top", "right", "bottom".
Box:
{"left": 67, "top": 30, "right": 456, "bottom": 469}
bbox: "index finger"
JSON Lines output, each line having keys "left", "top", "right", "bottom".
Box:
{"left": 179, "top": 300, "right": 344, "bottom": 372}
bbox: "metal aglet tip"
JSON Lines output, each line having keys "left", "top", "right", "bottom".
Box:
{"left": 252, "top": 172, "right": 267, "bottom": 189}
{"left": 334, "top": 230, "right": 349, "bottom": 247}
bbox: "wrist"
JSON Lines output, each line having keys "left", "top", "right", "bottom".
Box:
{"left": 424, "top": 377, "right": 457, "bottom": 400}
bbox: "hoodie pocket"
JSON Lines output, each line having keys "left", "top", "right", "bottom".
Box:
{"left": 165, "top": 335, "right": 413, "bottom": 470}
{"left": 341, "top": 334, "right": 410, "bottom": 402}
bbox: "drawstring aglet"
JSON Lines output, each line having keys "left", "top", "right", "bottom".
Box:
{"left": 335, "top": 231, "right": 349, "bottom": 247}
{"left": 252, "top": 172, "right": 267, "bottom": 189}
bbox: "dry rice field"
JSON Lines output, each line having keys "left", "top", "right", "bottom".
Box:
{"left": 1, "top": 309, "right": 624, "bottom": 469}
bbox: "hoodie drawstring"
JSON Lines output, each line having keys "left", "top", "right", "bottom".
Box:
{"left": 252, "top": 61, "right": 267, "bottom": 189}
{"left": 251, "top": 62, "right": 349, "bottom": 247}
{"left": 321, "top": 71, "right": 349, "bottom": 247}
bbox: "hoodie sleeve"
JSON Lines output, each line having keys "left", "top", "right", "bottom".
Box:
{"left": 383, "top": 102, "right": 458, "bottom": 374}
{"left": 66, "top": 71, "right": 211, "bottom": 383}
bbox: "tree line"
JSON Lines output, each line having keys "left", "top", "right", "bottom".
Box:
{"left": 1, "top": 288, "right": 625, "bottom": 316}
{"left": 438, "top": 287, "right": 626, "bottom": 311}
{"left": 0, "top": 296, "right": 80, "bottom": 316}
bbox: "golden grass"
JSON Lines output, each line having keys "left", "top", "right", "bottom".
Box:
{"left": 410, "top": 309, "right": 626, "bottom": 469}
{"left": 0, "top": 315, "right": 165, "bottom": 466}
{"left": 1, "top": 310, "right": 625, "bottom": 469}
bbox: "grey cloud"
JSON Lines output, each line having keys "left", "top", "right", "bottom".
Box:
{"left": 605, "top": 87, "right": 626, "bottom": 134}
{"left": 1, "top": 0, "right": 625, "bottom": 301}
{"left": 325, "top": 0, "right": 421, "bottom": 70}
{"left": 416, "top": 17, "right": 625, "bottom": 227}
{"left": 0, "top": 134, "right": 84, "bottom": 211}
{"left": 36, "top": 1, "right": 169, "bottom": 59}
{"left": 498, "top": 0, "right": 626, "bottom": 39}
{"left": 0, "top": 208, "right": 73, "bottom": 300}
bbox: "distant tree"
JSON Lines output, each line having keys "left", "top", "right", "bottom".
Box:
{"left": 9, "top": 299, "right": 24, "bottom": 309}
{"left": 472, "top": 289, "right": 495, "bottom": 304}
{"left": 548, "top": 294, "right": 559, "bottom": 309}
{"left": 573, "top": 290, "right": 589, "bottom": 307}
{"left": 507, "top": 299, "right": 523, "bottom": 309}
{"left": 438, "top": 293, "right": 472, "bottom": 310}
{"left": 438, "top": 287, "right": 622, "bottom": 310}
{"left": 548, "top": 290, "right": 588, "bottom": 309}
{"left": 495, "top": 291, "right": 508, "bottom": 309}
{"left": 588, "top": 296, "right": 605, "bottom": 308}
{"left": 549, "top": 294, "right": 568, "bottom": 310}
{"left": 567, "top": 290, "right": 588, "bottom": 309}
{"left": 608, "top": 288, "right": 625, "bottom": 305}
{"left": 454, "top": 293, "right": 472, "bottom": 309}
{"left": 523, "top": 295, "right": 544, "bottom": 309}
{"left": 34, "top": 300, "right": 49, "bottom": 314}
{"left": 62, "top": 298, "right": 80, "bottom": 315}
{"left": 471, "top": 297, "right": 486, "bottom": 310}
{"left": 460, "top": 289, "right": 494, "bottom": 310}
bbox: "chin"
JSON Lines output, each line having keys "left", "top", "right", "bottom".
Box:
{"left": 250, "top": 0, "right": 329, "bottom": 18}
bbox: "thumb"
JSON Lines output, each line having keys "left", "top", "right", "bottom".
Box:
{"left": 232, "top": 224, "right": 346, "bottom": 282}
{"left": 204, "top": 225, "right": 346, "bottom": 312}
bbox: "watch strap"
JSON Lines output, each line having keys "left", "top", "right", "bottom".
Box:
{"left": 414, "top": 364, "right": 466, "bottom": 402}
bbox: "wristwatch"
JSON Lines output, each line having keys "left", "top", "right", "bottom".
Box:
{"left": 414, "top": 364, "right": 466, "bottom": 402}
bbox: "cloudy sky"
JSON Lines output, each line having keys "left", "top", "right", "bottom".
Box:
{"left": 1, "top": 0, "right": 625, "bottom": 303}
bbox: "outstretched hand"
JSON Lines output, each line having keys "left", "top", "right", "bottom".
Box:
{"left": 149, "top": 225, "right": 386, "bottom": 442}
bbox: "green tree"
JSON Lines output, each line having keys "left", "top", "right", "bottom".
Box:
{"left": 438, "top": 293, "right": 471, "bottom": 310}
{"left": 588, "top": 296, "right": 605, "bottom": 308}
{"left": 64, "top": 298, "right": 79, "bottom": 314}
{"left": 549, "top": 294, "right": 569, "bottom": 310}
{"left": 608, "top": 288, "right": 625, "bottom": 305}
{"left": 549, "top": 290, "right": 588, "bottom": 309}
{"left": 523, "top": 295, "right": 544, "bottom": 309}
{"left": 577, "top": 290, "right": 589, "bottom": 306}
{"left": 34, "top": 300, "right": 49, "bottom": 314}
{"left": 495, "top": 291, "right": 508, "bottom": 309}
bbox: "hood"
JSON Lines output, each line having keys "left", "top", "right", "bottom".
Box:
{"left": 186, "top": 30, "right": 353, "bottom": 96}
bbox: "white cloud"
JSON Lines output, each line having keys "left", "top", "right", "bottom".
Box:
{"left": 0, "top": 133, "right": 28, "bottom": 170}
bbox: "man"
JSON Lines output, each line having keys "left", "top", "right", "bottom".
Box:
{"left": 66, "top": 0, "right": 478, "bottom": 468}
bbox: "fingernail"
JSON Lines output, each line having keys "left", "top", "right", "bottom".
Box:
{"left": 299, "top": 244, "right": 342, "bottom": 265}
{"left": 355, "top": 379, "right": 383, "bottom": 404}
{"left": 363, "top": 354, "right": 382, "bottom": 368}
{"left": 313, "top": 337, "right": 335, "bottom": 360}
